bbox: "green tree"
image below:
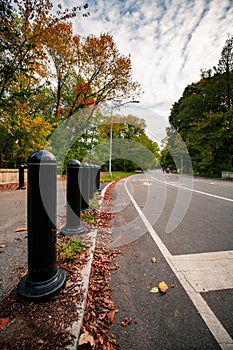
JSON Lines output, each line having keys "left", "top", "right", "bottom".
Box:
{"left": 167, "top": 35, "right": 233, "bottom": 176}
{"left": 214, "top": 35, "right": 233, "bottom": 109}
{"left": 97, "top": 114, "right": 159, "bottom": 171}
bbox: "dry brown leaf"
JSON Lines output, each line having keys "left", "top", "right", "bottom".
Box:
{"left": 151, "top": 257, "right": 157, "bottom": 263}
{"left": 158, "top": 281, "right": 169, "bottom": 293}
{"left": 121, "top": 317, "right": 132, "bottom": 327}
{"left": 14, "top": 227, "right": 27, "bottom": 233}
{"left": 0, "top": 244, "right": 6, "bottom": 248}
{"left": 98, "top": 312, "right": 107, "bottom": 320}
{"left": 78, "top": 329, "right": 95, "bottom": 347}
{"left": 0, "top": 317, "right": 10, "bottom": 330}
{"left": 107, "top": 309, "right": 117, "bottom": 324}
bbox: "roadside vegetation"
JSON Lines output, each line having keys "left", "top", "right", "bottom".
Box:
{"left": 100, "top": 171, "right": 136, "bottom": 183}
{"left": 160, "top": 35, "right": 233, "bottom": 177}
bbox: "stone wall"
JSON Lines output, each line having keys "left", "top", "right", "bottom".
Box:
{"left": 0, "top": 169, "right": 27, "bottom": 185}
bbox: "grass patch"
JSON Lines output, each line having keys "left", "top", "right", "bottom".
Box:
{"left": 100, "top": 171, "right": 135, "bottom": 183}
{"left": 81, "top": 210, "right": 98, "bottom": 226}
{"left": 58, "top": 238, "right": 88, "bottom": 262}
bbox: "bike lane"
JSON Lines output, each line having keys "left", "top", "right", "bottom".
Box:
{"left": 109, "top": 174, "right": 233, "bottom": 350}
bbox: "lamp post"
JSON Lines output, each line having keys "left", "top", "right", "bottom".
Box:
{"left": 109, "top": 100, "right": 139, "bottom": 177}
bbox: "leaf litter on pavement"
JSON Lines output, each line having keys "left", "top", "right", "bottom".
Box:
{"left": 0, "top": 181, "right": 121, "bottom": 349}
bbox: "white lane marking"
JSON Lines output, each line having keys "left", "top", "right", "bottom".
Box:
{"left": 172, "top": 251, "right": 233, "bottom": 292}
{"left": 124, "top": 178, "right": 233, "bottom": 350}
{"left": 152, "top": 176, "right": 233, "bottom": 203}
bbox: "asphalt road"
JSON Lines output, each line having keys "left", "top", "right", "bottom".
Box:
{"left": 110, "top": 171, "right": 233, "bottom": 350}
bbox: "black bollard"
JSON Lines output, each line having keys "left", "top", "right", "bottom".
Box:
{"left": 80, "top": 162, "right": 90, "bottom": 211}
{"left": 18, "top": 150, "right": 66, "bottom": 300}
{"left": 93, "top": 164, "right": 97, "bottom": 194}
{"left": 96, "top": 165, "right": 101, "bottom": 192}
{"left": 89, "top": 164, "right": 95, "bottom": 199}
{"left": 61, "top": 160, "right": 85, "bottom": 236}
{"left": 18, "top": 164, "right": 26, "bottom": 190}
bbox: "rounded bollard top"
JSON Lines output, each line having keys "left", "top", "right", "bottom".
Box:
{"left": 68, "top": 159, "right": 81, "bottom": 167}
{"left": 28, "top": 150, "right": 56, "bottom": 164}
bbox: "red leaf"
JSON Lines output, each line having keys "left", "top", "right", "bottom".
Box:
{"left": 0, "top": 317, "right": 10, "bottom": 330}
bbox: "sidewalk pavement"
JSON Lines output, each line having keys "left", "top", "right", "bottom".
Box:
{"left": 0, "top": 180, "right": 110, "bottom": 349}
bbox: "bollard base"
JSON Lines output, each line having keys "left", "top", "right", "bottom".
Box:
{"left": 60, "top": 224, "right": 86, "bottom": 236}
{"left": 17, "top": 268, "right": 66, "bottom": 301}
{"left": 81, "top": 207, "right": 90, "bottom": 212}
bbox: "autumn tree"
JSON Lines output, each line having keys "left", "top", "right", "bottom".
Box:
{"left": 46, "top": 33, "right": 141, "bottom": 169}
{"left": 61, "top": 33, "right": 141, "bottom": 118}
{"left": 0, "top": 0, "right": 89, "bottom": 167}
{"left": 0, "top": 0, "right": 89, "bottom": 105}
{"left": 42, "top": 22, "right": 79, "bottom": 116}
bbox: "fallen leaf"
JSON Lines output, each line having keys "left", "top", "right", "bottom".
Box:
{"left": 18, "top": 271, "right": 26, "bottom": 279}
{"left": 37, "top": 339, "right": 44, "bottom": 344}
{"left": 98, "top": 312, "right": 107, "bottom": 320}
{"left": 107, "top": 309, "right": 117, "bottom": 324}
{"left": 14, "top": 227, "right": 27, "bottom": 233}
{"left": 0, "top": 244, "right": 6, "bottom": 248}
{"left": 0, "top": 317, "right": 10, "bottom": 330}
{"left": 78, "top": 329, "right": 95, "bottom": 346}
{"left": 171, "top": 283, "right": 175, "bottom": 288}
{"left": 150, "top": 287, "right": 159, "bottom": 293}
{"left": 158, "top": 281, "right": 169, "bottom": 293}
{"left": 121, "top": 317, "right": 132, "bottom": 327}
{"left": 151, "top": 257, "right": 157, "bottom": 263}
{"left": 99, "top": 335, "right": 104, "bottom": 345}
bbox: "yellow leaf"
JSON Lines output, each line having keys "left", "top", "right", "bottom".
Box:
{"left": 158, "top": 281, "right": 169, "bottom": 293}
{"left": 14, "top": 228, "right": 27, "bottom": 233}
{"left": 150, "top": 287, "right": 159, "bottom": 293}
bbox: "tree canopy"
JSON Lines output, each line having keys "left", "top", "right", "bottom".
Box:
{"left": 0, "top": 0, "right": 142, "bottom": 168}
{"left": 163, "top": 35, "right": 233, "bottom": 177}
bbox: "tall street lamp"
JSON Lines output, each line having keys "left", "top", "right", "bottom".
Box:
{"left": 109, "top": 100, "right": 140, "bottom": 177}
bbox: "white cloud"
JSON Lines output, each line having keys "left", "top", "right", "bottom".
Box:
{"left": 59, "top": 0, "right": 232, "bottom": 140}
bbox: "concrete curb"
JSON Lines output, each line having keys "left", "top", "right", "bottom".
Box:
{"left": 67, "top": 182, "right": 113, "bottom": 350}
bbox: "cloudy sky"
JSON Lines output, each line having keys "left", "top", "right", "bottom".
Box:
{"left": 61, "top": 0, "right": 232, "bottom": 142}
